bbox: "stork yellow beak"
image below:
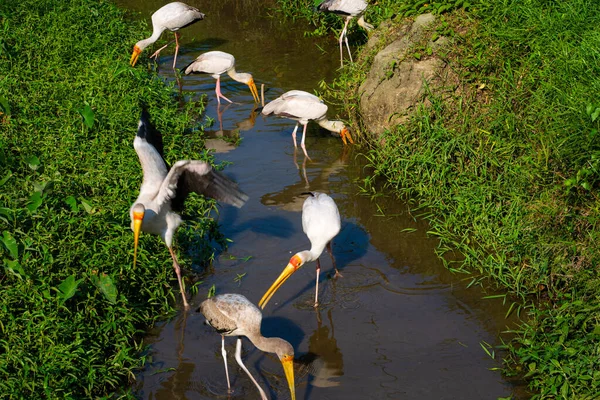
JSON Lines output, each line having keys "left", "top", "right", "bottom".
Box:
{"left": 281, "top": 355, "right": 296, "bottom": 400}
{"left": 133, "top": 210, "right": 144, "bottom": 267}
{"left": 130, "top": 45, "right": 142, "bottom": 67}
{"left": 248, "top": 78, "right": 260, "bottom": 103}
{"left": 258, "top": 263, "right": 297, "bottom": 309}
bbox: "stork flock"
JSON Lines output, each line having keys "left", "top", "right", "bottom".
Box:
{"left": 128, "top": 1, "right": 373, "bottom": 399}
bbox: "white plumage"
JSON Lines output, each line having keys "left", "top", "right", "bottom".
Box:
{"left": 261, "top": 90, "right": 353, "bottom": 158}
{"left": 130, "top": 2, "right": 205, "bottom": 70}
{"left": 130, "top": 108, "right": 248, "bottom": 308}
{"left": 259, "top": 192, "right": 342, "bottom": 308}
{"left": 184, "top": 51, "right": 259, "bottom": 104}
{"left": 317, "top": 0, "right": 373, "bottom": 67}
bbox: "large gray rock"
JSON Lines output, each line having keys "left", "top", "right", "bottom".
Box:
{"left": 359, "top": 14, "right": 456, "bottom": 136}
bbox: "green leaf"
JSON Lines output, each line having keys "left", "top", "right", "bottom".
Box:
{"left": 581, "top": 181, "right": 591, "bottom": 190}
{"left": 0, "top": 96, "right": 10, "bottom": 116}
{"left": 592, "top": 108, "right": 600, "bottom": 122}
{"left": 27, "top": 191, "right": 43, "bottom": 212}
{"left": 57, "top": 275, "right": 83, "bottom": 302}
{"left": 80, "top": 198, "right": 94, "bottom": 214}
{"left": 65, "top": 196, "right": 78, "bottom": 212}
{"left": 93, "top": 273, "right": 117, "bottom": 304}
{"left": 1, "top": 231, "right": 18, "bottom": 259}
{"left": 26, "top": 155, "right": 41, "bottom": 171}
{"left": 4, "top": 259, "right": 25, "bottom": 277}
{"left": 78, "top": 105, "right": 95, "bottom": 128}
{"left": 0, "top": 171, "right": 11, "bottom": 187}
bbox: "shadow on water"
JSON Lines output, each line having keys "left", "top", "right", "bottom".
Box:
{"left": 118, "top": 0, "right": 530, "bottom": 398}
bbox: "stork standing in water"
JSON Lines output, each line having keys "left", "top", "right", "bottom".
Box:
{"left": 261, "top": 90, "right": 353, "bottom": 159}
{"left": 317, "top": 0, "right": 373, "bottom": 67}
{"left": 130, "top": 108, "right": 248, "bottom": 308}
{"left": 184, "top": 51, "right": 260, "bottom": 104}
{"left": 198, "top": 294, "right": 296, "bottom": 400}
{"left": 130, "top": 2, "right": 205, "bottom": 70}
{"left": 259, "top": 192, "right": 342, "bottom": 309}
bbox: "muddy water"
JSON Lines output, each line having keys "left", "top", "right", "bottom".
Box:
{"left": 119, "top": 1, "right": 526, "bottom": 398}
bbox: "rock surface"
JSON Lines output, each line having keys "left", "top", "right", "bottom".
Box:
{"left": 359, "top": 14, "right": 458, "bottom": 136}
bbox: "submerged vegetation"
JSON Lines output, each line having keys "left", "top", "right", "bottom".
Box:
{"left": 304, "top": 0, "right": 600, "bottom": 398}
{"left": 0, "top": 0, "right": 216, "bottom": 396}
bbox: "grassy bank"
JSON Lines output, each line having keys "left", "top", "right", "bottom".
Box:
{"left": 287, "top": 0, "right": 600, "bottom": 398}
{"left": 0, "top": 0, "right": 215, "bottom": 397}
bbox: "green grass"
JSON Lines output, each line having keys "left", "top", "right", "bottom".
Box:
{"left": 308, "top": 0, "right": 600, "bottom": 398}
{"left": 0, "top": 0, "right": 220, "bottom": 397}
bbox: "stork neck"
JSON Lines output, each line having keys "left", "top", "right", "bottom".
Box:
{"left": 316, "top": 119, "right": 344, "bottom": 134}
{"left": 247, "top": 334, "right": 288, "bottom": 356}
{"left": 300, "top": 248, "right": 324, "bottom": 263}
{"left": 137, "top": 25, "right": 165, "bottom": 51}
{"left": 226, "top": 67, "right": 242, "bottom": 83}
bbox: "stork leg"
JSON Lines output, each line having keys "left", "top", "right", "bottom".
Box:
{"left": 314, "top": 258, "right": 322, "bottom": 307}
{"left": 215, "top": 76, "right": 233, "bottom": 104}
{"left": 339, "top": 17, "right": 352, "bottom": 67}
{"left": 168, "top": 247, "right": 189, "bottom": 308}
{"left": 149, "top": 41, "right": 173, "bottom": 61}
{"left": 290, "top": 123, "right": 299, "bottom": 148}
{"left": 172, "top": 32, "right": 181, "bottom": 70}
{"left": 327, "top": 241, "right": 342, "bottom": 278}
{"left": 300, "top": 123, "right": 311, "bottom": 160}
{"left": 344, "top": 21, "right": 353, "bottom": 64}
{"left": 234, "top": 337, "right": 267, "bottom": 400}
{"left": 221, "top": 336, "right": 232, "bottom": 393}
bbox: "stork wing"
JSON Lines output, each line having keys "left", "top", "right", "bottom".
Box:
{"left": 263, "top": 91, "right": 328, "bottom": 121}
{"left": 199, "top": 297, "right": 238, "bottom": 335}
{"left": 134, "top": 109, "right": 169, "bottom": 196}
{"left": 184, "top": 51, "right": 234, "bottom": 75}
{"left": 156, "top": 160, "right": 249, "bottom": 212}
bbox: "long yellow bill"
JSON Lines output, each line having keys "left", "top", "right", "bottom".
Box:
{"left": 130, "top": 45, "right": 142, "bottom": 67}
{"left": 281, "top": 355, "right": 296, "bottom": 400}
{"left": 248, "top": 79, "right": 260, "bottom": 103}
{"left": 258, "top": 263, "right": 296, "bottom": 309}
{"left": 133, "top": 212, "right": 143, "bottom": 267}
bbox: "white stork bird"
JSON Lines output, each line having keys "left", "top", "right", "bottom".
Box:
{"left": 198, "top": 294, "right": 296, "bottom": 400}
{"left": 261, "top": 90, "right": 353, "bottom": 159}
{"left": 130, "top": 2, "right": 205, "bottom": 70}
{"left": 130, "top": 108, "right": 248, "bottom": 308}
{"left": 259, "top": 192, "right": 341, "bottom": 309}
{"left": 317, "top": 0, "right": 373, "bottom": 67}
{"left": 183, "top": 51, "right": 259, "bottom": 104}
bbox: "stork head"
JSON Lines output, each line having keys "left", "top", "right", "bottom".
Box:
{"left": 130, "top": 44, "right": 143, "bottom": 67}
{"left": 234, "top": 73, "right": 260, "bottom": 103}
{"left": 258, "top": 253, "right": 306, "bottom": 309}
{"left": 131, "top": 203, "right": 145, "bottom": 267}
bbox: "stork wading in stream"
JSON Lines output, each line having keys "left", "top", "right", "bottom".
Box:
{"left": 317, "top": 0, "right": 373, "bottom": 67}
{"left": 261, "top": 90, "right": 353, "bottom": 159}
{"left": 130, "top": 108, "right": 248, "bottom": 309}
{"left": 198, "top": 294, "right": 296, "bottom": 400}
{"left": 183, "top": 51, "right": 260, "bottom": 104}
{"left": 259, "top": 192, "right": 342, "bottom": 309}
{"left": 130, "top": 2, "right": 205, "bottom": 70}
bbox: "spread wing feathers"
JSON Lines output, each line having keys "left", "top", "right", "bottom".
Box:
{"left": 135, "top": 110, "right": 169, "bottom": 195}
{"left": 262, "top": 91, "right": 328, "bottom": 122}
{"left": 317, "top": 0, "right": 368, "bottom": 16}
{"left": 184, "top": 51, "right": 235, "bottom": 75}
{"left": 156, "top": 160, "right": 249, "bottom": 212}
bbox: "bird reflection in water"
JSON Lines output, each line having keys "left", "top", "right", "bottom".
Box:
{"left": 204, "top": 105, "right": 259, "bottom": 153}
{"left": 298, "top": 308, "right": 344, "bottom": 394}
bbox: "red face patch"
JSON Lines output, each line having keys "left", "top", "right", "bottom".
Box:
{"left": 289, "top": 255, "right": 302, "bottom": 270}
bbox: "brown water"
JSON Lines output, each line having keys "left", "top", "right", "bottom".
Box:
{"left": 119, "top": 1, "right": 528, "bottom": 398}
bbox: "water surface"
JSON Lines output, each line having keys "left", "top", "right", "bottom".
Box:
{"left": 118, "top": 1, "right": 527, "bottom": 398}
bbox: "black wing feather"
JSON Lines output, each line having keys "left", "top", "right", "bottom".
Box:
{"left": 138, "top": 108, "right": 167, "bottom": 165}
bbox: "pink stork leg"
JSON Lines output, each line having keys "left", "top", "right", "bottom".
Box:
{"left": 215, "top": 75, "right": 233, "bottom": 104}
{"left": 327, "top": 241, "right": 342, "bottom": 278}
{"left": 343, "top": 17, "right": 353, "bottom": 64}
{"left": 300, "top": 123, "right": 311, "bottom": 160}
{"left": 168, "top": 246, "right": 189, "bottom": 308}
{"left": 172, "top": 32, "right": 181, "bottom": 70}
{"left": 290, "top": 123, "right": 300, "bottom": 148}
{"left": 339, "top": 17, "right": 352, "bottom": 67}
{"left": 314, "top": 258, "right": 322, "bottom": 307}
{"left": 235, "top": 338, "right": 268, "bottom": 400}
